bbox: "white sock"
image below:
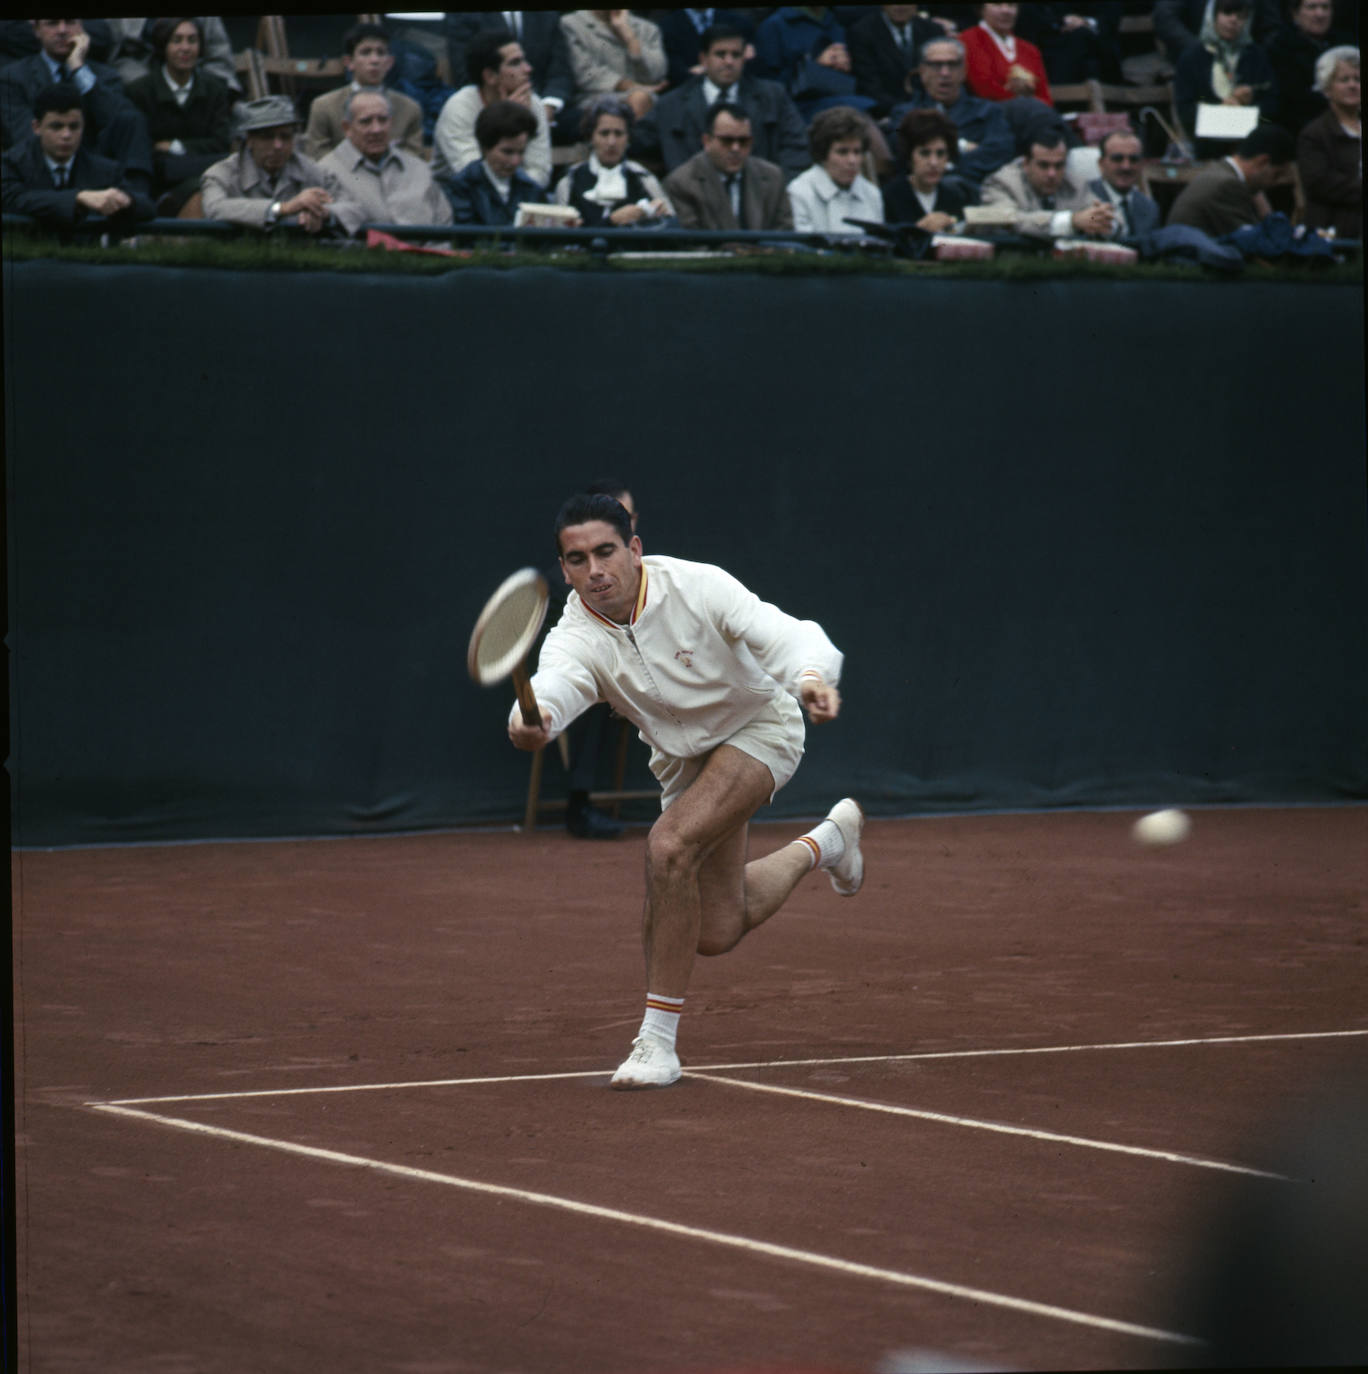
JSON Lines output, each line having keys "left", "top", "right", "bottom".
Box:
{"left": 640, "top": 993, "right": 684, "bottom": 1048}
{"left": 795, "top": 818, "right": 844, "bottom": 871}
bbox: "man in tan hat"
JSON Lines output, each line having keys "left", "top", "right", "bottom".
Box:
{"left": 200, "top": 94, "right": 354, "bottom": 233}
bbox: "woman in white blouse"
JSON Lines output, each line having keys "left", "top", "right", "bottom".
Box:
{"left": 786, "top": 105, "right": 884, "bottom": 235}
{"left": 554, "top": 94, "right": 673, "bottom": 227}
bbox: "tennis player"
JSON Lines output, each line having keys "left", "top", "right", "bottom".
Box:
{"left": 507, "top": 492, "right": 864, "bottom": 1089}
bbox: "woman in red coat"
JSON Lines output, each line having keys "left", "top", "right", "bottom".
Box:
{"left": 960, "top": 3, "right": 1053, "bottom": 107}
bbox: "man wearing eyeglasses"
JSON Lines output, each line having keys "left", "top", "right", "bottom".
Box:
{"left": 1087, "top": 128, "right": 1160, "bottom": 239}
{"left": 662, "top": 99, "right": 793, "bottom": 230}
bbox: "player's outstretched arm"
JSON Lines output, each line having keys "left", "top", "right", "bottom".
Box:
{"left": 800, "top": 677, "right": 841, "bottom": 724}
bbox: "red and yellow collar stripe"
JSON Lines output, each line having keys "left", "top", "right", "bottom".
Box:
{"left": 581, "top": 564, "right": 650, "bottom": 629}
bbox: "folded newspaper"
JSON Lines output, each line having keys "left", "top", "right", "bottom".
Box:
{"left": 962, "top": 204, "right": 1019, "bottom": 228}
{"left": 514, "top": 203, "right": 581, "bottom": 228}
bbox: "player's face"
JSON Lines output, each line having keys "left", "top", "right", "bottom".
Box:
{"left": 702, "top": 37, "right": 745, "bottom": 88}
{"left": 34, "top": 108, "right": 83, "bottom": 161}
{"left": 910, "top": 137, "right": 948, "bottom": 189}
{"left": 1099, "top": 135, "right": 1142, "bottom": 190}
{"left": 346, "top": 94, "right": 392, "bottom": 158}
{"left": 347, "top": 39, "right": 393, "bottom": 87}
{"left": 558, "top": 521, "right": 643, "bottom": 623}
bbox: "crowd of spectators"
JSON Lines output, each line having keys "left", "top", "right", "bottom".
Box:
{"left": 1, "top": 7, "right": 1360, "bottom": 252}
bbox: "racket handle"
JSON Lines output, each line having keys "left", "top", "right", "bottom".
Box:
{"left": 512, "top": 664, "right": 542, "bottom": 728}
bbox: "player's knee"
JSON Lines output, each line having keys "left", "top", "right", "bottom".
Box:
{"left": 645, "top": 823, "right": 702, "bottom": 880}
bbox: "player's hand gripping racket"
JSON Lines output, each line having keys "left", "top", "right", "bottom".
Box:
{"left": 467, "top": 567, "right": 549, "bottom": 726}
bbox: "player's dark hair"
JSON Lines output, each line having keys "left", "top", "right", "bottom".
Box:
{"left": 705, "top": 99, "right": 749, "bottom": 135}
{"left": 343, "top": 22, "right": 389, "bottom": 56}
{"left": 1236, "top": 122, "right": 1296, "bottom": 164}
{"left": 699, "top": 23, "right": 745, "bottom": 54}
{"left": 468, "top": 26, "right": 517, "bottom": 86}
{"left": 148, "top": 16, "right": 203, "bottom": 62}
{"left": 475, "top": 99, "right": 537, "bottom": 152}
{"left": 33, "top": 82, "right": 83, "bottom": 120}
{"left": 555, "top": 493, "right": 634, "bottom": 556}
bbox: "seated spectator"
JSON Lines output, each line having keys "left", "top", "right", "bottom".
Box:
{"left": 553, "top": 94, "right": 672, "bottom": 227}
{"left": 887, "top": 37, "right": 1017, "bottom": 185}
{"left": 102, "top": 16, "right": 240, "bottom": 95}
{"left": 438, "top": 98, "right": 557, "bottom": 225}
{"left": 1297, "top": 45, "right": 1360, "bottom": 238}
{"left": 1174, "top": 0, "right": 1280, "bottom": 152}
{"left": 981, "top": 128, "right": 1116, "bottom": 237}
{"left": 301, "top": 23, "right": 424, "bottom": 163}
{"left": 882, "top": 108, "right": 975, "bottom": 230}
{"left": 848, "top": 5, "right": 945, "bottom": 117}
{"left": 318, "top": 89, "right": 453, "bottom": 234}
{"left": 1087, "top": 126, "right": 1162, "bottom": 238}
{"left": 1153, "top": 0, "right": 1282, "bottom": 58}
{"left": 444, "top": 11, "right": 576, "bottom": 144}
{"left": 560, "top": 10, "right": 667, "bottom": 122}
{"left": 1013, "top": 5, "right": 1125, "bottom": 86}
{"left": 0, "top": 18, "right": 153, "bottom": 193}
{"left": 201, "top": 95, "right": 352, "bottom": 234}
{"left": 1, "top": 80, "right": 154, "bottom": 230}
{"left": 655, "top": 8, "right": 756, "bottom": 91}
{"left": 432, "top": 27, "right": 552, "bottom": 188}
{"left": 123, "top": 18, "right": 231, "bottom": 216}
{"left": 632, "top": 22, "right": 808, "bottom": 180}
{"left": 1267, "top": 0, "right": 1357, "bottom": 135}
{"left": 960, "top": 3, "right": 1054, "bottom": 107}
{"left": 751, "top": 6, "right": 876, "bottom": 121}
{"left": 787, "top": 105, "right": 884, "bottom": 234}
{"left": 662, "top": 100, "right": 793, "bottom": 230}
{"left": 1166, "top": 121, "right": 1296, "bottom": 235}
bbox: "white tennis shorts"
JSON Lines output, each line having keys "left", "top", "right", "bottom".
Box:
{"left": 649, "top": 693, "right": 806, "bottom": 810}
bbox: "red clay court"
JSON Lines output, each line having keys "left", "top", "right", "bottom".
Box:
{"left": 11, "top": 804, "right": 1368, "bottom": 1372}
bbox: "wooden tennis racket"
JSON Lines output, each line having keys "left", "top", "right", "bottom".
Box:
{"left": 467, "top": 567, "right": 549, "bottom": 726}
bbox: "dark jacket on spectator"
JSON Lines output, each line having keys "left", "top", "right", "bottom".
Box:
{"left": 634, "top": 72, "right": 809, "bottom": 177}
{"left": 124, "top": 64, "right": 231, "bottom": 196}
{"left": 882, "top": 173, "right": 974, "bottom": 225}
{"left": 1, "top": 132, "right": 154, "bottom": 226}
{"left": 1264, "top": 20, "right": 1355, "bottom": 135}
{"left": 847, "top": 8, "right": 943, "bottom": 116}
{"left": 1174, "top": 40, "right": 1279, "bottom": 141}
{"left": 444, "top": 11, "right": 575, "bottom": 107}
{"left": 886, "top": 88, "right": 1016, "bottom": 184}
{"left": 439, "top": 157, "right": 546, "bottom": 224}
{"left": 1153, "top": 0, "right": 1281, "bottom": 58}
{"left": 1297, "top": 106, "right": 1361, "bottom": 238}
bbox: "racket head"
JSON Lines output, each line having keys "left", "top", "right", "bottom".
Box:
{"left": 467, "top": 567, "right": 550, "bottom": 685}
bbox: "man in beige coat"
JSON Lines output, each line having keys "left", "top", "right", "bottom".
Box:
{"left": 663, "top": 103, "right": 793, "bottom": 231}
{"left": 301, "top": 21, "right": 424, "bottom": 161}
{"left": 980, "top": 132, "right": 1115, "bottom": 239}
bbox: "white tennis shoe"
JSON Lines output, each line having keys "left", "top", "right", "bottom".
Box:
{"left": 610, "top": 1033, "right": 681, "bottom": 1090}
{"left": 823, "top": 798, "right": 865, "bottom": 896}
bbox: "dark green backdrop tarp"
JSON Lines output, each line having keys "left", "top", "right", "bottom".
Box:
{"left": 5, "top": 261, "right": 1366, "bottom": 846}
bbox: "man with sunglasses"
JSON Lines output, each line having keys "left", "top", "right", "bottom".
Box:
{"left": 663, "top": 99, "right": 793, "bottom": 230}
{"left": 1087, "top": 127, "right": 1160, "bottom": 239}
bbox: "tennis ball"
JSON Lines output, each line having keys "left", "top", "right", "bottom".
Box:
{"left": 1132, "top": 808, "right": 1192, "bottom": 847}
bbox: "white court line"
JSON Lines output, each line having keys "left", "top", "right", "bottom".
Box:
{"left": 88, "top": 1101, "right": 1202, "bottom": 1350}
{"left": 694, "top": 1076, "right": 1289, "bottom": 1179}
{"left": 97, "top": 1027, "right": 1368, "bottom": 1106}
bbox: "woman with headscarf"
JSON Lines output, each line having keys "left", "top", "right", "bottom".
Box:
{"left": 1175, "top": 0, "right": 1280, "bottom": 156}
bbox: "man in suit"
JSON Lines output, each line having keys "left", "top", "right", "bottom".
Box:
{"left": 1167, "top": 122, "right": 1296, "bottom": 236}
{"left": 438, "top": 97, "right": 551, "bottom": 225}
{"left": 848, "top": 4, "right": 945, "bottom": 117}
{"left": 655, "top": 7, "right": 756, "bottom": 90}
{"left": 0, "top": 18, "right": 152, "bottom": 192}
{"left": 2, "top": 81, "right": 154, "bottom": 229}
{"left": 885, "top": 36, "right": 1016, "bottom": 185}
{"left": 633, "top": 22, "right": 808, "bottom": 179}
{"left": 981, "top": 130, "right": 1116, "bottom": 238}
{"left": 445, "top": 10, "right": 577, "bottom": 143}
{"left": 663, "top": 100, "right": 793, "bottom": 231}
{"left": 301, "top": 22, "right": 425, "bottom": 162}
{"left": 1088, "top": 127, "right": 1161, "bottom": 239}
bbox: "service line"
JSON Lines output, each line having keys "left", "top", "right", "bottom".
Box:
{"left": 89, "top": 1102, "right": 1202, "bottom": 1349}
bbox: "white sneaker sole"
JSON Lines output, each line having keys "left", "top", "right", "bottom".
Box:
{"left": 825, "top": 798, "right": 865, "bottom": 896}
{"left": 609, "top": 1037, "right": 682, "bottom": 1090}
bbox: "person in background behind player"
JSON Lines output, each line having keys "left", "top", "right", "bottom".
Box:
{"left": 507, "top": 492, "right": 865, "bottom": 1090}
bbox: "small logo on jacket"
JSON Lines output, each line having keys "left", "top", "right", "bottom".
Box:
{"left": 674, "top": 648, "right": 696, "bottom": 669}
